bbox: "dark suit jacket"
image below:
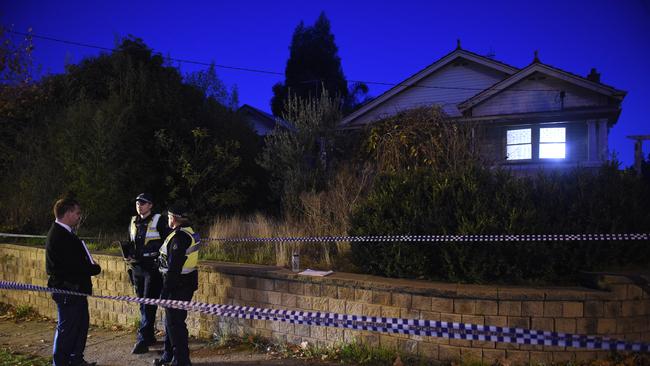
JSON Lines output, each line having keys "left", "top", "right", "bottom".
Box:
{"left": 45, "top": 222, "right": 101, "bottom": 294}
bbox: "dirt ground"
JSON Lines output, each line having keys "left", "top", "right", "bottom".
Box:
{"left": 0, "top": 315, "right": 333, "bottom": 366}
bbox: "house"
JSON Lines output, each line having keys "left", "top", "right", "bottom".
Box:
{"left": 238, "top": 104, "right": 295, "bottom": 136}
{"left": 237, "top": 104, "right": 278, "bottom": 136}
{"left": 340, "top": 41, "right": 627, "bottom": 172}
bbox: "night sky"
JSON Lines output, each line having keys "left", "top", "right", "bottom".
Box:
{"left": 3, "top": 0, "right": 649, "bottom": 167}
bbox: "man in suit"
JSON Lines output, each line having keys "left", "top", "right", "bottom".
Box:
{"left": 45, "top": 197, "right": 102, "bottom": 366}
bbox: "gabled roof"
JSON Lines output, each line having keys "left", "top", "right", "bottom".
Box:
{"left": 340, "top": 47, "right": 520, "bottom": 126}
{"left": 458, "top": 61, "right": 627, "bottom": 112}
{"left": 238, "top": 104, "right": 294, "bottom": 131}
{"left": 238, "top": 104, "right": 276, "bottom": 129}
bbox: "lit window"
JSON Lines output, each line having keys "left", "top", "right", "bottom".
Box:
{"left": 539, "top": 127, "right": 566, "bottom": 159}
{"left": 506, "top": 128, "right": 531, "bottom": 160}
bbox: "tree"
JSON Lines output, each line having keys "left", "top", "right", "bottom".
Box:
{"left": 155, "top": 126, "right": 254, "bottom": 221}
{"left": 0, "top": 24, "right": 35, "bottom": 172}
{"left": 271, "top": 12, "right": 364, "bottom": 116}
{"left": 0, "top": 25, "right": 33, "bottom": 84}
{"left": 185, "top": 63, "right": 239, "bottom": 110}
{"left": 260, "top": 89, "right": 342, "bottom": 213}
{"left": 0, "top": 35, "right": 266, "bottom": 232}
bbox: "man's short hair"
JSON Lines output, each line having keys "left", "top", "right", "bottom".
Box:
{"left": 53, "top": 197, "right": 80, "bottom": 219}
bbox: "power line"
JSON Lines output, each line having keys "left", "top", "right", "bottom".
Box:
{"left": 9, "top": 30, "right": 561, "bottom": 93}
{"left": 9, "top": 30, "right": 283, "bottom": 76}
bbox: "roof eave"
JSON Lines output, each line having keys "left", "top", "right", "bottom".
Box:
{"left": 458, "top": 63, "right": 626, "bottom": 112}
{"left": 341, "top": 49, "right": 520, "bottom": 126}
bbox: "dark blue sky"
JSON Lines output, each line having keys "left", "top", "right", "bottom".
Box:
{"left": 3, "top": 0, "right": 649, "bottom": 167}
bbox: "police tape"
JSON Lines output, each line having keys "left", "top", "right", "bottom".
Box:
{"left": 201, "top": 232, "right": 650, "bottom": 243}
{"left": 2, "top": 232, "right": 649, "bottom": 243}
{"left": 0, "top": 233, "right": 98, "bottom": 240}
{"left": 1, "top": 280, "right": 648, "bottom": 352}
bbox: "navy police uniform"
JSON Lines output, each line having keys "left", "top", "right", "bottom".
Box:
{"left": 155, "top": 203, "right": 200, "bottom": 366}
{"left": 128, "top": 193, "right": 171, "bottom": 352}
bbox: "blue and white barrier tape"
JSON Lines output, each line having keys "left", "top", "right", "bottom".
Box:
{"left": 201, "top": 232, "right": 650, "bottom": 243}
{"left": 0, "top": 233, "right": 99, "bottom": 240}
{"left": 1, "top": 280, "right": 648, "bottom": 352}
{"left": 2, "top": 232, "right": 649, "bottom": 243}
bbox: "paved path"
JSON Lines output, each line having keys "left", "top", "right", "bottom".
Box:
{"left": 0, "top": 316, "right": 326, "bottom": 365}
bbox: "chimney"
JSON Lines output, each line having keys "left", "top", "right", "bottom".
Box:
{"left": 587, "top": 68, "right": 601, "bottom": 83}
{"left": 532, "top": 50, "right": 540, "bottom": 63}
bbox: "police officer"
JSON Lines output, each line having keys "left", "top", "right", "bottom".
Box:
{"left": 154, "top": 202, "right": 201, "bottom": 366}
{"left": 128, "top": 193, "right": 171, "bottom": 354}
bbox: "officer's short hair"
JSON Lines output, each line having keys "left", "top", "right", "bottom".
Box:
{"left": 53, "top": 197, "right": 80, "bottom": 219}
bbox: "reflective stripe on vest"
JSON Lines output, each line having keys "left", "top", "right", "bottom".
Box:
{"left": 159, "top": 226, "right": 201, "bottom": 274}
{"left": 129, "top": 214, "right": 162, "bottom": 245}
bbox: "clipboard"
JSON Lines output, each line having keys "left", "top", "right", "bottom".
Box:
{"left": 118, "top": 240, "right": 135, "bottom": 259}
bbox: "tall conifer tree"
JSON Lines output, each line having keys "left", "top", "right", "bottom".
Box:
{"left": 271, "top": 12, "right": 349, "bottom": 117}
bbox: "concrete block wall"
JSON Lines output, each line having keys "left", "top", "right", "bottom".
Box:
{"left": 1, "top": 243, "right": 649, "bottom": 365}
{"left": 0, "top": 244, "right": 140, "bottom": 328}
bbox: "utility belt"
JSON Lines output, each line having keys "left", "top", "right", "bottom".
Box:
{"left": 161, "top": 269, "right": 199, "bottom": 291}
{"left": 131, "top": 251, "right": 160, "bottom": 262}
{"left": 159, "top": 267, "right": 197, "bottom": 275}
{"left": 129, "top": 253, "right": 160, "bottom": 270}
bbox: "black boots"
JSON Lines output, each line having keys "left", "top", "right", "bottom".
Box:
{"left": 131, "top": 341, "right": 149, "bottom": 354}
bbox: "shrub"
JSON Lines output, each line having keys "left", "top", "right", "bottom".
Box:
{"left": 350, "top": 164, "right": 650, "bottom": 284}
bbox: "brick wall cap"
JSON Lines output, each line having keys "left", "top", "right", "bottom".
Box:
{"left": 0, "top": 244, "right": 634, "bottom": 301}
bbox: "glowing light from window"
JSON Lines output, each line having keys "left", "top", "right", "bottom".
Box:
{"left": 506, "top": 128, "right": 531, "bottom": 160}
{"left": 540, "top": 128, "right": 565, "bottom": 143}
{"left": 507, "top": 129, "right": 531, "bottom": 145}
{"left": 507, "top": 145, "right": 532, "bottom": 160}
{"left": 539, "top": 143, "right": 566, "bottom": 158}
{"left": 539, "top": 127, "right": 566, "bottom": 159}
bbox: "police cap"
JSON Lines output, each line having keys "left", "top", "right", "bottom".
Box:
{"left": 168, "top": 202, "right": 190, "bottom": 218}
{"left": 135, "top": 193, "right": 153, "bottom": 204}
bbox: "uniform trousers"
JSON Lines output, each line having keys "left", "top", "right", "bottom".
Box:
{"left": 161, "top": 279, "right": 195, "bottom": 366}
{"left": 130, "top": 263, "right": 162, "bottom": 343}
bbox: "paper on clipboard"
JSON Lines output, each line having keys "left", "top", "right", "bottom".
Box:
{"left": 298, "top": 269, "right": 334, "bottom": 277}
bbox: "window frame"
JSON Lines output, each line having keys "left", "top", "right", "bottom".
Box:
{"left": 505, "top": 124, "right": 568, "bottom": 162}
{"left": 538, "top": 127, "right": 566, "bottom": 159}
{"left": 505, "top": 128, "right": 533, "bottom": 161}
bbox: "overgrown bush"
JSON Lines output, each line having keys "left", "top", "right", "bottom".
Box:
{"left": 350, "top": 164, "right": 650, "bottom": 284}
{"left": 259, "top": 89, "right": 342, "bottom": 214}
{"left": 349, "top": 108, "right": 650, "bottom": 283}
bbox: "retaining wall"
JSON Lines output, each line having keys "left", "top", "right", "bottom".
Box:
{"left": 1, "top": 243, "right": 648, "bottom": 365}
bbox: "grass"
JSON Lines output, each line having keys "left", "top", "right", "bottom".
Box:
{"left": 0, "top": 348, "right": 51, "bottom": 366}
{"left": 205, "top": 331, "right": 650, "bottom": 366}
{"left": 0, "top": 304, "right": 43, "bottom": 322}
{"left": 202, "top": 213, "right": 358, "bottom": 272}
{"left": 80, "top": 231, "right": 123, "bottom": 254}
{"left": 0, "top": 303, "right": 52, "bottom": 365}
{"left": 13, "top": 305, "right": 38, "bottom": 320}
{"left": 0, "top": 231, "right": 121, "bottom": 255}
{"left": 208, "top": 333, "right": 432, "bottom": 366}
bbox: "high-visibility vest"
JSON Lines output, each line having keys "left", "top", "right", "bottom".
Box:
{"left": 159, "top": 226, "right": 201, "bottom": 274}
{"left": 129, "top": 214, "right": 163, "bottom": 257}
